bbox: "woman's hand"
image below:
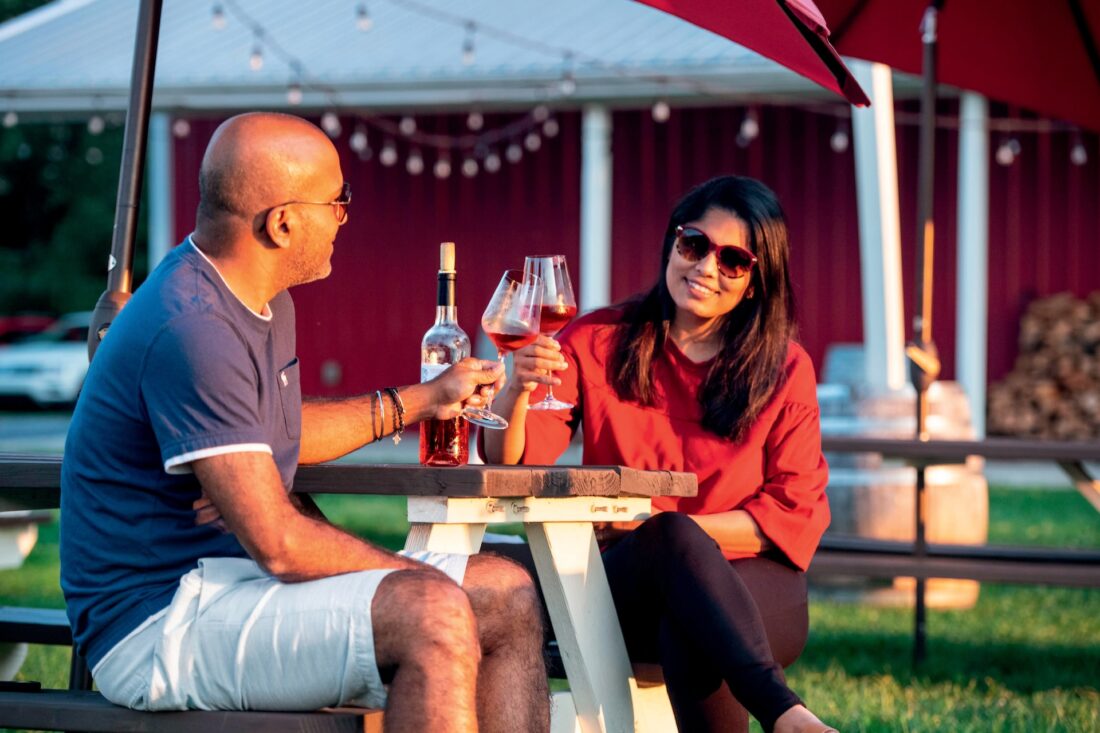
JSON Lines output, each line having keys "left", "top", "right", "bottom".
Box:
{"left": 506, "top": 335, "right": 569, "bottom": 395}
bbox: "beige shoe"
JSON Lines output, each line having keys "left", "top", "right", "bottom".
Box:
{"left": 773, "top": 704, "right": 839, "bottom": 733}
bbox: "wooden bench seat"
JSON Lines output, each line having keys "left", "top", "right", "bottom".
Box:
{"left": 0, "top": 689, "right": 381, "bottom": 732}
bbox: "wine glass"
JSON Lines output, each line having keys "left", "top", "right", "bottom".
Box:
{"left": 462, "top": 269, "right": 543, "bottom": 430}
{"left": 523, "top": 255, "right": 578, "bottom": 411}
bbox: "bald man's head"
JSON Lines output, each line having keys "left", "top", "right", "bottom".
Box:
{"left": 196, "top": 112, "right": 340, "bottom": 237}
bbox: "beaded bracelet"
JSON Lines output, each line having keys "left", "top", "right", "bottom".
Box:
{"left": 375, "top": 390, "right": 386, "bottom": 442}
{"left": 385, "top": 387, "right": 405, "bottom": 445}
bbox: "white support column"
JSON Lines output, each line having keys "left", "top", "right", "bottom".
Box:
{"left": 147, "top": 112, "right": 174, "bottom": 270}
{"left": 851, "top": 61, "right": 907, "bottom": 391}
{"left": 956, "top": 93, "right": 989, "bottom": 436}
{"left": 580, "top": 105, "right": 612, "bottom": 312}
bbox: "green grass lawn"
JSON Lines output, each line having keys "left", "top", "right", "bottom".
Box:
{"left": 1, "top": 488, "right": 1097, "bottom": 732}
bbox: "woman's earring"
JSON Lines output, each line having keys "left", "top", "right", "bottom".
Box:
{"left": 746, "top": 286, "right": 756, "bottom": 299}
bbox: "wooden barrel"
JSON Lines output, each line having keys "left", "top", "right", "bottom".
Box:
{"left": 817, "top": 346, "right": 989, "bottom": 608}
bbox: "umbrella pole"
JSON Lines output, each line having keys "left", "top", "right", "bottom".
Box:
{"left": 906, "top": 0, "right": 945, "bottom": 666}
{"left": 87, "top": 0, "right": 164, "bottom": 360}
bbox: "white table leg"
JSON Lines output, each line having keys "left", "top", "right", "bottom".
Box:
{"left": 403, "top": 522, "right": 486, "bottom": 555}
{"left": 527, "top": 522, "right": 638, "bottom": 733}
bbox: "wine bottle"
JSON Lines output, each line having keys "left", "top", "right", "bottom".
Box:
{"left": 419, "top": 242, "right": 471, "bottom": 466}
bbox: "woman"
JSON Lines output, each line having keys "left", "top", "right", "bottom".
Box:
{"left": 483, "top": 176, "right": 834, "bottom": 733}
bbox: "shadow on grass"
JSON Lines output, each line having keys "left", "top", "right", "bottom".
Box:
{"left": 799, "top": 627, "right": 1099, "bottom": 695}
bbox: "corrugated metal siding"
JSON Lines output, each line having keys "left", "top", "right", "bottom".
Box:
{"left": 174, "top": 106, "right": 1100, "bottom": 396}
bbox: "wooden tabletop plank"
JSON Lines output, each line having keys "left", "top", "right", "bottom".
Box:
{"left": 0, "top": 455, "right": 697, "bottom": 509}
{"left": 821, "top": 437, "right": 1100, "bottom": 463}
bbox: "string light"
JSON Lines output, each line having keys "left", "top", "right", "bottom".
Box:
{"left": 542, "top": 118, "right": 559, "bottom": 138}
{"left": 434, "top": 153, "right": 452, "bottom": 179}
{"left": 506, "top": 142, "right": 523, "bottom": 163}
{"left": 406, "top": 148, "right": 424, "bottom": 175}
{"left": 399, "top": 116, "right": 417, "bottom": 136}
{"left": 995, "top": 137, "right": 1021, "bottom": 166}
{"left": 559, "top": 53, "right": 576, "bottom": 96}
{"left": 286, "top": 81, "right": 303, "bottom": 106}
{"left": 483, "top": 151, "right": 502, "bottom": 172}
{"left": 249, "top": 33, "right": 264, "bottom": 71}
{"left": 349, "top": 125, "right": 369, "bottom": 153}
{"left": 321, "top": 112, "right": 342, "bottom": 137}
{"left": 736, "top": 109, "right": 759, "bottom": 147}
{"left": 86, "top": 114, "right": 105, "bottom": 135}
{"left": 2, "top": 111, "right": 18, "bottom": 128}
{"left": 462, "top": 22, "right": 476, "bottom": 66}
{"left": 171, "top": 118, "right": 191, "bottom": 138}
{"left": 380, "top": 139, "right": 398, "bottom": 167}
{"left": 651, "top": 100, "right": 671, "bottom": 123}
{"left": 524, "top": 131, "right": 542, "bottom": 152}
{"left": 532, "top": 105, "right": 550, "bottom": 123}
{"left": 466, "top": 111, "right": 484, "bottom": 131}
{"left": 461, "top": 157, "right": 479, "bottom": 178}
{"left": 356, "top": 2, "right": 372, "bottom": 31}
{"left": 1071, "top": 135, "right": 1088, "bottom": 166}
{"left": 830, "top": 120, "right": 850, "bottom": 153}
{"left": 211, "top": 3, "right": 226, "bottom": 30}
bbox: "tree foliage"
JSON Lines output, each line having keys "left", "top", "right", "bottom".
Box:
{"left": 0, "top": 0, "right": 147, "bottom": 315}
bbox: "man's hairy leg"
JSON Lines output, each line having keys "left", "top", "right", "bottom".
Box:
{"left": 463, "top": 554, "right": 550, "bottom": 733}
{"left": 372, "top": 570, "right": 481, "bottom": 733}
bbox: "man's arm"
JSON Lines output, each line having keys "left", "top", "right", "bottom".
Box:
{"left": 192, "top": 451, "right": 423, "bottom": 581}
{"left": 299, "top": 358, "right": 503, "bottom": 464}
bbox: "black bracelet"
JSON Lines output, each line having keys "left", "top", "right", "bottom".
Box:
{"left": 385, "top": 387, "right": 405, "bottom": 445}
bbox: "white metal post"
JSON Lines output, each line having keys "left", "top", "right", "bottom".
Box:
{"left": 147, "top": 112, "right": 173, "bottom": 270}
{"left": 851, "top": 61, "right": 906, "bottom": 391}
{"left": 580, "top": 105, "right": 612, "bottom": 312}
{"left": 956, "top": 93, "right": 989, "bottom": 436}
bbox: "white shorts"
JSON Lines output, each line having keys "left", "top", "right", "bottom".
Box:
{"left": 93, "top": 552, "right": 468, "bottom": 712}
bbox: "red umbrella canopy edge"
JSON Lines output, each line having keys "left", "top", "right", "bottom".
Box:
{"left": 638, "top": 0, "right": 871, "bottom": 105}
{"left": 819, "top": 0, "right": 1100, "bottom": 132}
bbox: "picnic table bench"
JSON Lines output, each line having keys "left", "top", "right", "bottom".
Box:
{"left": 0, "top": 454, "right": 696, "bottom": 733}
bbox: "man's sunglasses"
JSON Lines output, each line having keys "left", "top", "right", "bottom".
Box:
{"left": 277, "top": 182, "right": 352, "bottom": 224}
{"left": 674, "top": 225, "right": 757, "bottom": 279}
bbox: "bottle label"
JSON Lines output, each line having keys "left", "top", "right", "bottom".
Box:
{"left": 421, "top": 362, "right": 448, "bottom": 383}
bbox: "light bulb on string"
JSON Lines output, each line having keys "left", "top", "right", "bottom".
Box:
{"left": 533, "top": 105, "right": 550, "bottom": 123}
{"left": 461, "top": 157, "right": 479, "bottom": 178}
{"left": 406, "top": 148, "right": 424, "bottom": 175}
{"left": 85, "top": 147, "right": 104, "bottom": 166}
{"left": 830, "top": 120, "right": 850, "bottom": 153}
{"left": 172, "top": 118, "right": 191, "bottom": 138}
{"left": 321, "top": 112, "right": 342, "bottom": 138}
{"left": 211, "top": 3, "right": 226, "bottom": 30}
{"left": 559, "top": 53, "right": 576, "bottom": 96}
{"left": 461, "top": 22, "right": 476, "bottom": 66}
{"left": 1071, "top": 135, "right": 1088, "bottom": 166}
{"left": 249, "top": 37, "right": 264, "bottom": 71}
{"left": 2, "top": 111, "right": 18, "bottom": 128}
{"left": 995, "top": 137, "right": 1020, "bottom": 166}
{"left": 434, "top": 154, "right": 452, "bottom": 179}
{"left": 524, "top": 131, "right": 542, "bottom": 152}
{"left": 484, "top": 151, "right": 502, "bottom": 173}
{"left": 286, "top": 81, "right": 303, "bottom": 106}
{"left": 87, "top": 114, "right": 105, "bottom": 135}
{"left": 651, "top": 100, "right": 670, "bottom": 123}
{"left": 356, "top": 3, "right": 372, "bottom": 32}
{"left": 349, "top": 125, "right": 369, "bottom": 153}
{"left": 467, "top": 111, "right": 484, "bottom": 131}
{"left": 399, "top": 116, "right": 417, "bottom": 136}
{"left": 506, "top": 142, "right": 523, "bottom": 163}
{"left": 736, "top": 110, "right": 759, "bottom": 147}
{"left": 542, "top": 118, "right": 559, "bottom": 138}
{"left": 380, "top": 140, "right": 398, "bottom": 167}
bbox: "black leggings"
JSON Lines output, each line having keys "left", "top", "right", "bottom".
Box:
{"left": 486, "top": 512, "right": 809, "bottom": 733}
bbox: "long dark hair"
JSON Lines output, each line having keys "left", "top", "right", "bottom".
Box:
{"left": 608, "top": 176, "right": 796, "bottom": 442}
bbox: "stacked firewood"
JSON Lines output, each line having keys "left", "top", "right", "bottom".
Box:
{"left": 987, "top": 292, "right": 1100, "bottom": 440}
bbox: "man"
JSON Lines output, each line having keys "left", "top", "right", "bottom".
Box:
{"left": 60, "top": 112, "right": 550, "bottom": 733}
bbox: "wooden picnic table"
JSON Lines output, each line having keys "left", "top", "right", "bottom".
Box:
{"left": 0, "top": 455, "right": 697, "bottom": 733}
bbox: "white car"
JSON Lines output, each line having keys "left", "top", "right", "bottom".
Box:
{"left": 0, "top": 312, "right": 92, "bottom": 407}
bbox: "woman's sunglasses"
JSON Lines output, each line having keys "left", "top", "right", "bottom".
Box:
{"left": 674, "top": 225, "right": 758, "bottom": 279}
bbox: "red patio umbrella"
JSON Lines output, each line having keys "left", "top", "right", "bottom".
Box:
{"left": 638, "top": 0, "right": 871, "bottom": 105}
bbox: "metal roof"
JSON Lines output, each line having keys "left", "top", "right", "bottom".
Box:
{"left": 0, "top": 0, "right": 856, "bottom": 115}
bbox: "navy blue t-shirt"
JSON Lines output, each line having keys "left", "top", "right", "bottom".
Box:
{"left": 60, "top": 238, "right": 302, "bottom": 668}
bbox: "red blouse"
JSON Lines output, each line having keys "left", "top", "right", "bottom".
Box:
{"left": 519, "top": 307, "right": 830, "bottom": 571}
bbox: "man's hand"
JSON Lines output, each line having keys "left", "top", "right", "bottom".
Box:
{"left": 193, "top": 493, "right": 229, "bottom": 532}
{"left": 428, "top": 358, "right": 505, "bottom": 420}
